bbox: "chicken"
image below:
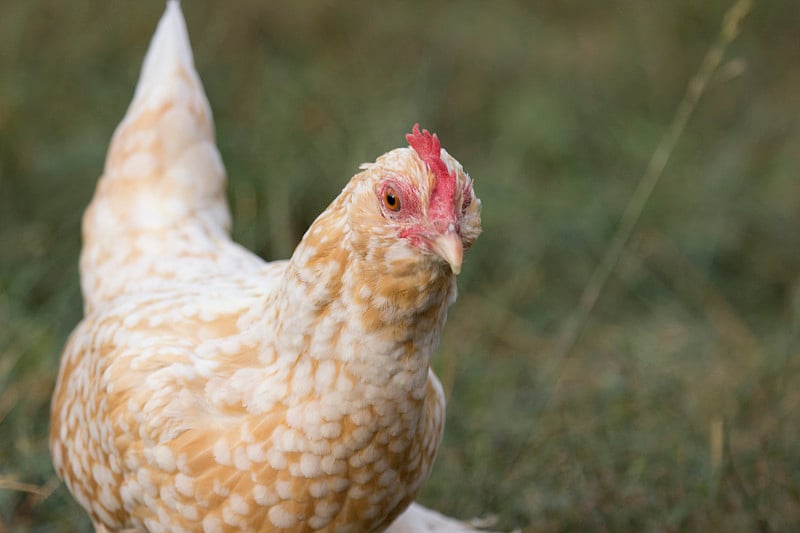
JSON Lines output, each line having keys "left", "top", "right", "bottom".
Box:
{"left": 49, "top": 2, "right": 482, "bottom": 532}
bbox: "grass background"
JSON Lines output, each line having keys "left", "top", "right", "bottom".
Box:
{"left": 1, "top": 0, "right": 799, "bottom": 531}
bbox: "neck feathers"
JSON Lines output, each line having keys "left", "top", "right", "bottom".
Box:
{"left": 274, "top": 201, "right": 454, "bottom": 387}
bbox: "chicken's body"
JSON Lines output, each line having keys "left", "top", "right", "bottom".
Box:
{"left": 50, "top": 3, "right": 481, "bottom": 532}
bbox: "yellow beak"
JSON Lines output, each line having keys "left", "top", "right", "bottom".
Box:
{"left": 430, "top": 231, "right": 464, "bottom": 274}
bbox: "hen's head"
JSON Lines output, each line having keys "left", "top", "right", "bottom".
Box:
{"left": 346, "top": 124, "right": 481, "bottom": 275}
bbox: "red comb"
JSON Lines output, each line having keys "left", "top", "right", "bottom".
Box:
{"left": 406, "top": 123, "right": 456, "bottom": 217}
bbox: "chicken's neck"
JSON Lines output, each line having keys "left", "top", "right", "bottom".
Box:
{"left": 273, "top": 210, "right": 455, "bottom": 395}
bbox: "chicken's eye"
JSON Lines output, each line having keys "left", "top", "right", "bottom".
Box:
{"left": 383, "top": 187, "right": 401, "bottom": 212}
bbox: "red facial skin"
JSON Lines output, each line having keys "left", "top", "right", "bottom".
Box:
{"left": 377, "top": 179, "right": 429, "bottom": 248}
{"left": 377, "top": 177, "right": 463, "bottom": 258}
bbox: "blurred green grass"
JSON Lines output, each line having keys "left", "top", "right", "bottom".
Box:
{"left": 1, "top": 0, "right": 799, "bottom": 531}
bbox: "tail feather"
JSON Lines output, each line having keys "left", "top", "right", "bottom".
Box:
{"left": 131, "top": 0, "right": 197, "bottom": 109}
{"left": 80, "top": 1, "right": 233, "bottom": 311}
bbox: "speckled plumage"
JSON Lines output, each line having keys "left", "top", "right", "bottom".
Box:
{"left": 49, "top": 2, "right": 481, "bottom": 532}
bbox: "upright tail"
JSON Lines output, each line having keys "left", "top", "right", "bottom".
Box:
{"left": 80, "top": 1, "right": 232, "bottom": 311}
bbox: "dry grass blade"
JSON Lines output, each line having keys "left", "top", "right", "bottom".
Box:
{"left": 0, "top": 477, "right": 48, "bottom": 497}
{"left": 551, "top": 0, "right": 754, "bottom": 363}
